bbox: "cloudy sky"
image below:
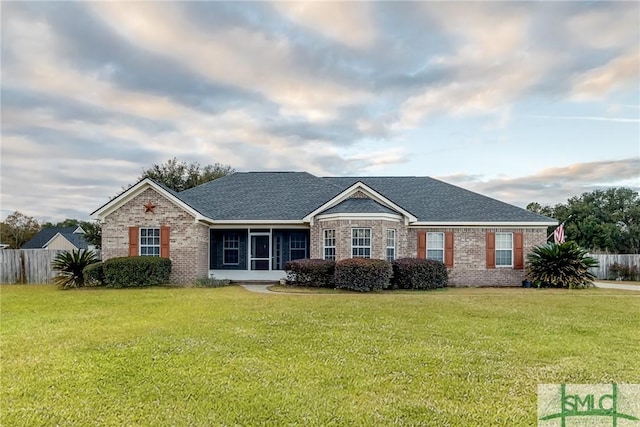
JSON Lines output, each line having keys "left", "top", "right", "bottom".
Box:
{"left": 1, "top": 1, "right": 639, "bottom": 223}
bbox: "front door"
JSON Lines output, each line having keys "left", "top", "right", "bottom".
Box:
{"left": 250, "top": 234, "right": 270, "bottom": 270}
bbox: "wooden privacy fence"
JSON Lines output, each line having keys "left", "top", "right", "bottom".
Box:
{"left": 0, "top": 249, "right": 65, "bottom": 284}
{"left": 589, "top": 254, "right": 640, "bottom": 280}
{"left": 0, "top": 249, "right": 101, "bottom": 284}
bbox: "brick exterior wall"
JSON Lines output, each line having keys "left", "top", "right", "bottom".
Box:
{"left": 409, "top": 227, "right": 547, "bottom": 286}
{"left": 311, "top": 219, "right": 409, "bottom": 260}
{"left": 101, "top": 187, "right": 209, "bottom": 284}
{"left": 311, "top": 220, "right": 547, "bottom": 287}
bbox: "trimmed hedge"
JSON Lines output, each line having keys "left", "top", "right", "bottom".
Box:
{"left": 83, "top": 262, "right": 105, "bottom": 287}
{"left": 334, "top": 258, "right": 392, "bottom": 292}
{"left": 285, "top": 259, "right": 335, "bottom": 288}
{"left": 103, "top": 256, "right": 171, "bottom": 288}
{"left": 391, "top": 258, "right": 448, "bottom": 290}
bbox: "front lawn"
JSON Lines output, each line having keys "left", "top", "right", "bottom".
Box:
{"left": 1, "top": 285, "right": 638, "bottom": 426}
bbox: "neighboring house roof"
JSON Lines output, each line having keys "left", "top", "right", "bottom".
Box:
{"left": 51, "top": 233, "right": 90, "bottom": 250}
{"left": 22, "top": 227, "right": 77, "bottom": 249}
{"left": 22, "top": 226, "right": 88, "bottom": 249}
{"left": 94, "top": 172, "right": 557, "bottom": 225}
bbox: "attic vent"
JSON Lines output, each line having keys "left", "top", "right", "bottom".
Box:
{"left": 348, "top": 191, "right": 370, "bottom": 200}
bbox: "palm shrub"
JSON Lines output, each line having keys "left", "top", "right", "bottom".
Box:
{"left": 51, "top": 249, "right": 99, "bottom": 289}
{"left": 526, "top": 242, "right": 598, "bottom": 289}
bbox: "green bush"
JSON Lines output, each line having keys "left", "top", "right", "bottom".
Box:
{"left": 103, "top": 256, "right": 171, "bottom": 288}
{"left": 334, "top": 258, "right": 392, "bottom": 292}
{"left": 608, "top": 262, "right": 639, "bottom": 281}
{"left": 391, "top": 258, "right": 448, "bottom": 290}
{"left": 526, "top": 242, "right": 598, "bottom": 289}
{"left": 285, "top": 259, "right": 335, "bottom": 288}
{"left": 193, "top": 276, "right": 232, "bottom": 288}
{"left": 83, "top": 262, "right": 105, "bottom": 287}
{"left": 51, "top": 249, "right": 99, "bottom": 289}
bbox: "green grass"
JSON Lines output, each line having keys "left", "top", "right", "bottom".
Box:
{"left": 1, "top": 285, "right": 639, "bottom": 426}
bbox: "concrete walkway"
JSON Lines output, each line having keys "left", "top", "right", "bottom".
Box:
{"left": 593, "top": 281, "right": 640, "bottom": 291}
{"left": 239, "top": 284, "right": 274, "bottom": 294}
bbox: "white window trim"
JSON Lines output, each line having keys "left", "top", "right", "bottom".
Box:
{"left": 386, "top": 229, "right": 396, "bottom": 262}
{"left": 426, "top": 232, "right": 444, "bottom": 263}
{"left": 323, "top": 229, "right": 336, "bottom": 261}
{"left": 139, "top": 227, "right": 160, "bottom": 257}
{"left": 351, "top": 228, "right": 372, "bottom": 259}
{"left": 223, "top": 233, "right": 240, "bottom": 265}
{"left": 495, "top": 232, "right": 514, "bottom": 268}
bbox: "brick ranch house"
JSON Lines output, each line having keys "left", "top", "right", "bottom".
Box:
{"left": 92, "top": 172, "right": 557, "bottom": 286}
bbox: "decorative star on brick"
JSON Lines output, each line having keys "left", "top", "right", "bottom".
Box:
{"left": 144, "top": 201, "right": 156, "bottom": 213}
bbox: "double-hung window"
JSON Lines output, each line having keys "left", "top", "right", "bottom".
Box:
{"left": 427, "top": 232, "right": 444, "bottom": 262}
{"left": 386, "top": 229, "right": 396, "bottom": 262}
{"left": 290, "top": 234, "right": 307, "bottom": 261}
{"left": 352, "top": 228, "right": 371, "bottom": 258}
{"left": 140, "top": 228, "right": 160, "bottom": 256}
{"left": 223, "top": 233, "right": 240, "bottom": 265}
{"left": 324, "top": 229, "right": 336, "bottom": 260}
{"left": 495, "top": 232, "right": 513, "bottom": 267}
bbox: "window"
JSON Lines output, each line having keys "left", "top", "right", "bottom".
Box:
{"left": 324, "top": 229, "right": 336, "bottom": 260}
{"left": 386, "top": 229, "right": 396, "bottom": 262}
{"left": 427, "top": 232, "right": 444, "bottom": 262}
{"left": 140, "top": 228, "right": 160, "bottom": 256}
{"left": 352, "top": 228, "right": 371, "bottom": 258}
{"left": 495, "top": 232, "right": 513, "bottom": 267}
{"left": 223, "top": 233, "right": 240, "bottom": 265}
{"left": 290, "top": 234, "right": 307, "bottom": 261}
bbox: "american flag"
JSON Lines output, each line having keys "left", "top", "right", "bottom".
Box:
{"left": 553, "top": 223, "right": 565, "bottom": 244}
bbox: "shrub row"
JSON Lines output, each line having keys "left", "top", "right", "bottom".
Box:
{"left": 83, "top": 262, "right": 105, "bottom": 287}
{"left": 391, "top": 258, "right": 448, "bottom": 290}
{"left": 82, "top": 256, "right": 172, "bottom": 288}
{"left": 334, "top": 258, "right": 393, "bottom": 292}
{"left": 285, "top": 257, "right": 448, "bottom": 292}
{"left": 285, "top": 259, "right": 335, "bottom": 288}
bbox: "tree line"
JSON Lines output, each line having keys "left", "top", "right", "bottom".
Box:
{"left": 527, "top": 187, "right": 640, "bottom": 254}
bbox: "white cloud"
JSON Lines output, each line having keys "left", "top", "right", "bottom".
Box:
{"left": 571, "top": 50, "right": 640, "bottom": 100}
{"left": 272, "top": 2, "right": 376, "bottom": 50}
{"left": 88, "top": 2, "right": 370, "bottom": 122}
{"left": 392, "top": 3, "right": 555, "bottom": 129}
{"left": 567, "top": 8, "right": 639, "bottom": 50}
